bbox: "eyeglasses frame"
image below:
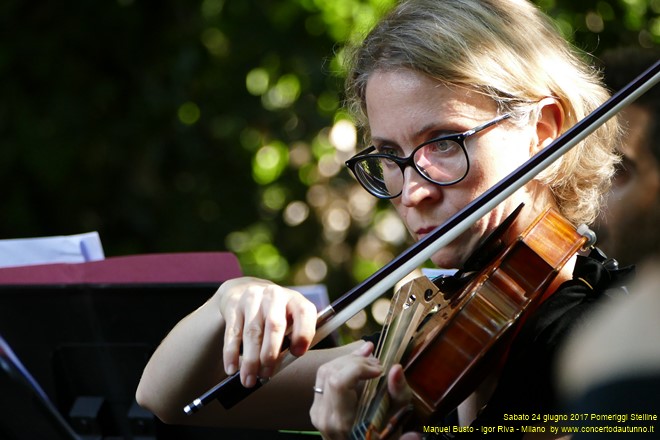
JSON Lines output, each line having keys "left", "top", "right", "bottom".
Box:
{"left": 345, "top": 113, "right": 512, "bottom": 199}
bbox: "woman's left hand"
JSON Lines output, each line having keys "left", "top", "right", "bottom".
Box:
{"left": 310, "top": 341, "right": 382, "bottom": 439}
{"left": 310, "top": 341, "right": 415, "bottom": 440}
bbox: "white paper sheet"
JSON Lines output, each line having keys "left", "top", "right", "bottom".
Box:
{"left": 0, "top": 232, "right": 105, "bottom": 268}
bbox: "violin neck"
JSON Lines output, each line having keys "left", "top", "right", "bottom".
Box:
{"left": 351, "top": 276, "right": 442, "bottom": 439}
{"left": 351, "top": 392, "right": 390, "bottom": 440}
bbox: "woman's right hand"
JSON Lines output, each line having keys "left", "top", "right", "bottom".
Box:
{"left": 215, "top": 276, "right": 318, "bottom": 388}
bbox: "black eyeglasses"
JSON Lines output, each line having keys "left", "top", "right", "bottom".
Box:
{"left": 345, "top": 114, "right": 511, "bottom": 199}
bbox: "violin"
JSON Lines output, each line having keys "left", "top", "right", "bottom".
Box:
{"left": 183, "top": 60, "right": 659, "bottom": 416}
{"left": 351, "top": 204, "right": 592, "bottom": 439}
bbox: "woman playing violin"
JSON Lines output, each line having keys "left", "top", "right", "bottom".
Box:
{"left": 136, "top": 0, "right": 633, "bottom": 438}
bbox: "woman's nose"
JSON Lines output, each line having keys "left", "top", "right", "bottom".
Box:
{"left": 399, "top": 166, "right": 440, "bottom": 206}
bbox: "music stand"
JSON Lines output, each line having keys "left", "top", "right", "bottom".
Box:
{"left": 0, "top": 252, "right": 242, "bottom": 439}
{"left": 0, "top": 333, "right": 80, "bottom": 440}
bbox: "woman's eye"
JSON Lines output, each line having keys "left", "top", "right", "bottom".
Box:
{"left": 427, "top": 139, "right": 460, "bottom": 154}
{"left": 377, "top": 146, "right": 401, "bottom": 157}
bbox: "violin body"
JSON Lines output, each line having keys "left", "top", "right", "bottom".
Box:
{"left": 354, "top": 206, "right": 589, "bottom": 438}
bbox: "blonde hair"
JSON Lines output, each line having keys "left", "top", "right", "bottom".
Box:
{"left": 344, "top": 0, "right": 620, "bottom": 226}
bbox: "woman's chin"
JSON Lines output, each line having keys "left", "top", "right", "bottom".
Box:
{"left": 429, "top": 231, "right": 485, "bottom": 269}
{"left": 430, "top": 251, "right": 464, "bottom": 270}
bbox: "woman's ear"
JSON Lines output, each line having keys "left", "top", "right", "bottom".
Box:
{"left": 530, "top": 97, "right": 564, "bottom": 155}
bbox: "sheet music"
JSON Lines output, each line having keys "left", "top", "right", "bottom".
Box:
{"left": 0, "top": 231, "right": 105, "bottom": 268}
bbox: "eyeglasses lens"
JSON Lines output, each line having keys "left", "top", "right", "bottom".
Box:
{"left": 355, "top": 139, "right": 467, "bottom": 198}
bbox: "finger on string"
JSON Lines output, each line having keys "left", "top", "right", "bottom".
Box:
{"left": 387, "top": 363, "right": 412, "bottom": 408}
{"left": 323, "top": 356, "right": 382, "bottom": 395}
{"left": 353, "top": 340, "right": 376, "bottom": 358}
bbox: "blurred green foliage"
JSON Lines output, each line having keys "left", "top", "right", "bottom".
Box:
{"left": 1, "top": 0, "right": 658, "bottom": 336}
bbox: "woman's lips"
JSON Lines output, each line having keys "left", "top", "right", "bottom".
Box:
{"left": 416, "top": 226, "right": 438, "bottom": 239}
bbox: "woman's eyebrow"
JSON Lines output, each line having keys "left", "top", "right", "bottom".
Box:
{"left": 416, "top": 121, "right": 468, "bottom": 138}
{"left": 370, "top": 136, "right": 396, "bottom": 146}
{"left": 416, "top": 119, "right": 471, "bottom": 139}
{"left": 414, "top": 122, "right": 445, "bottom": 138}
{"left": 371, "top": 125, "right": 461, "bottom": 147}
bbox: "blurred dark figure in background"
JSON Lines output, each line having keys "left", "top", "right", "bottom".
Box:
{"left": 557, "top": 257, "right": 660, "bottom": 438}
{"left": 593, "top": 48, "right": 660, "bottom": 267}
{"left": 556, "top": 48, "right": 660, "bottom": 438}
